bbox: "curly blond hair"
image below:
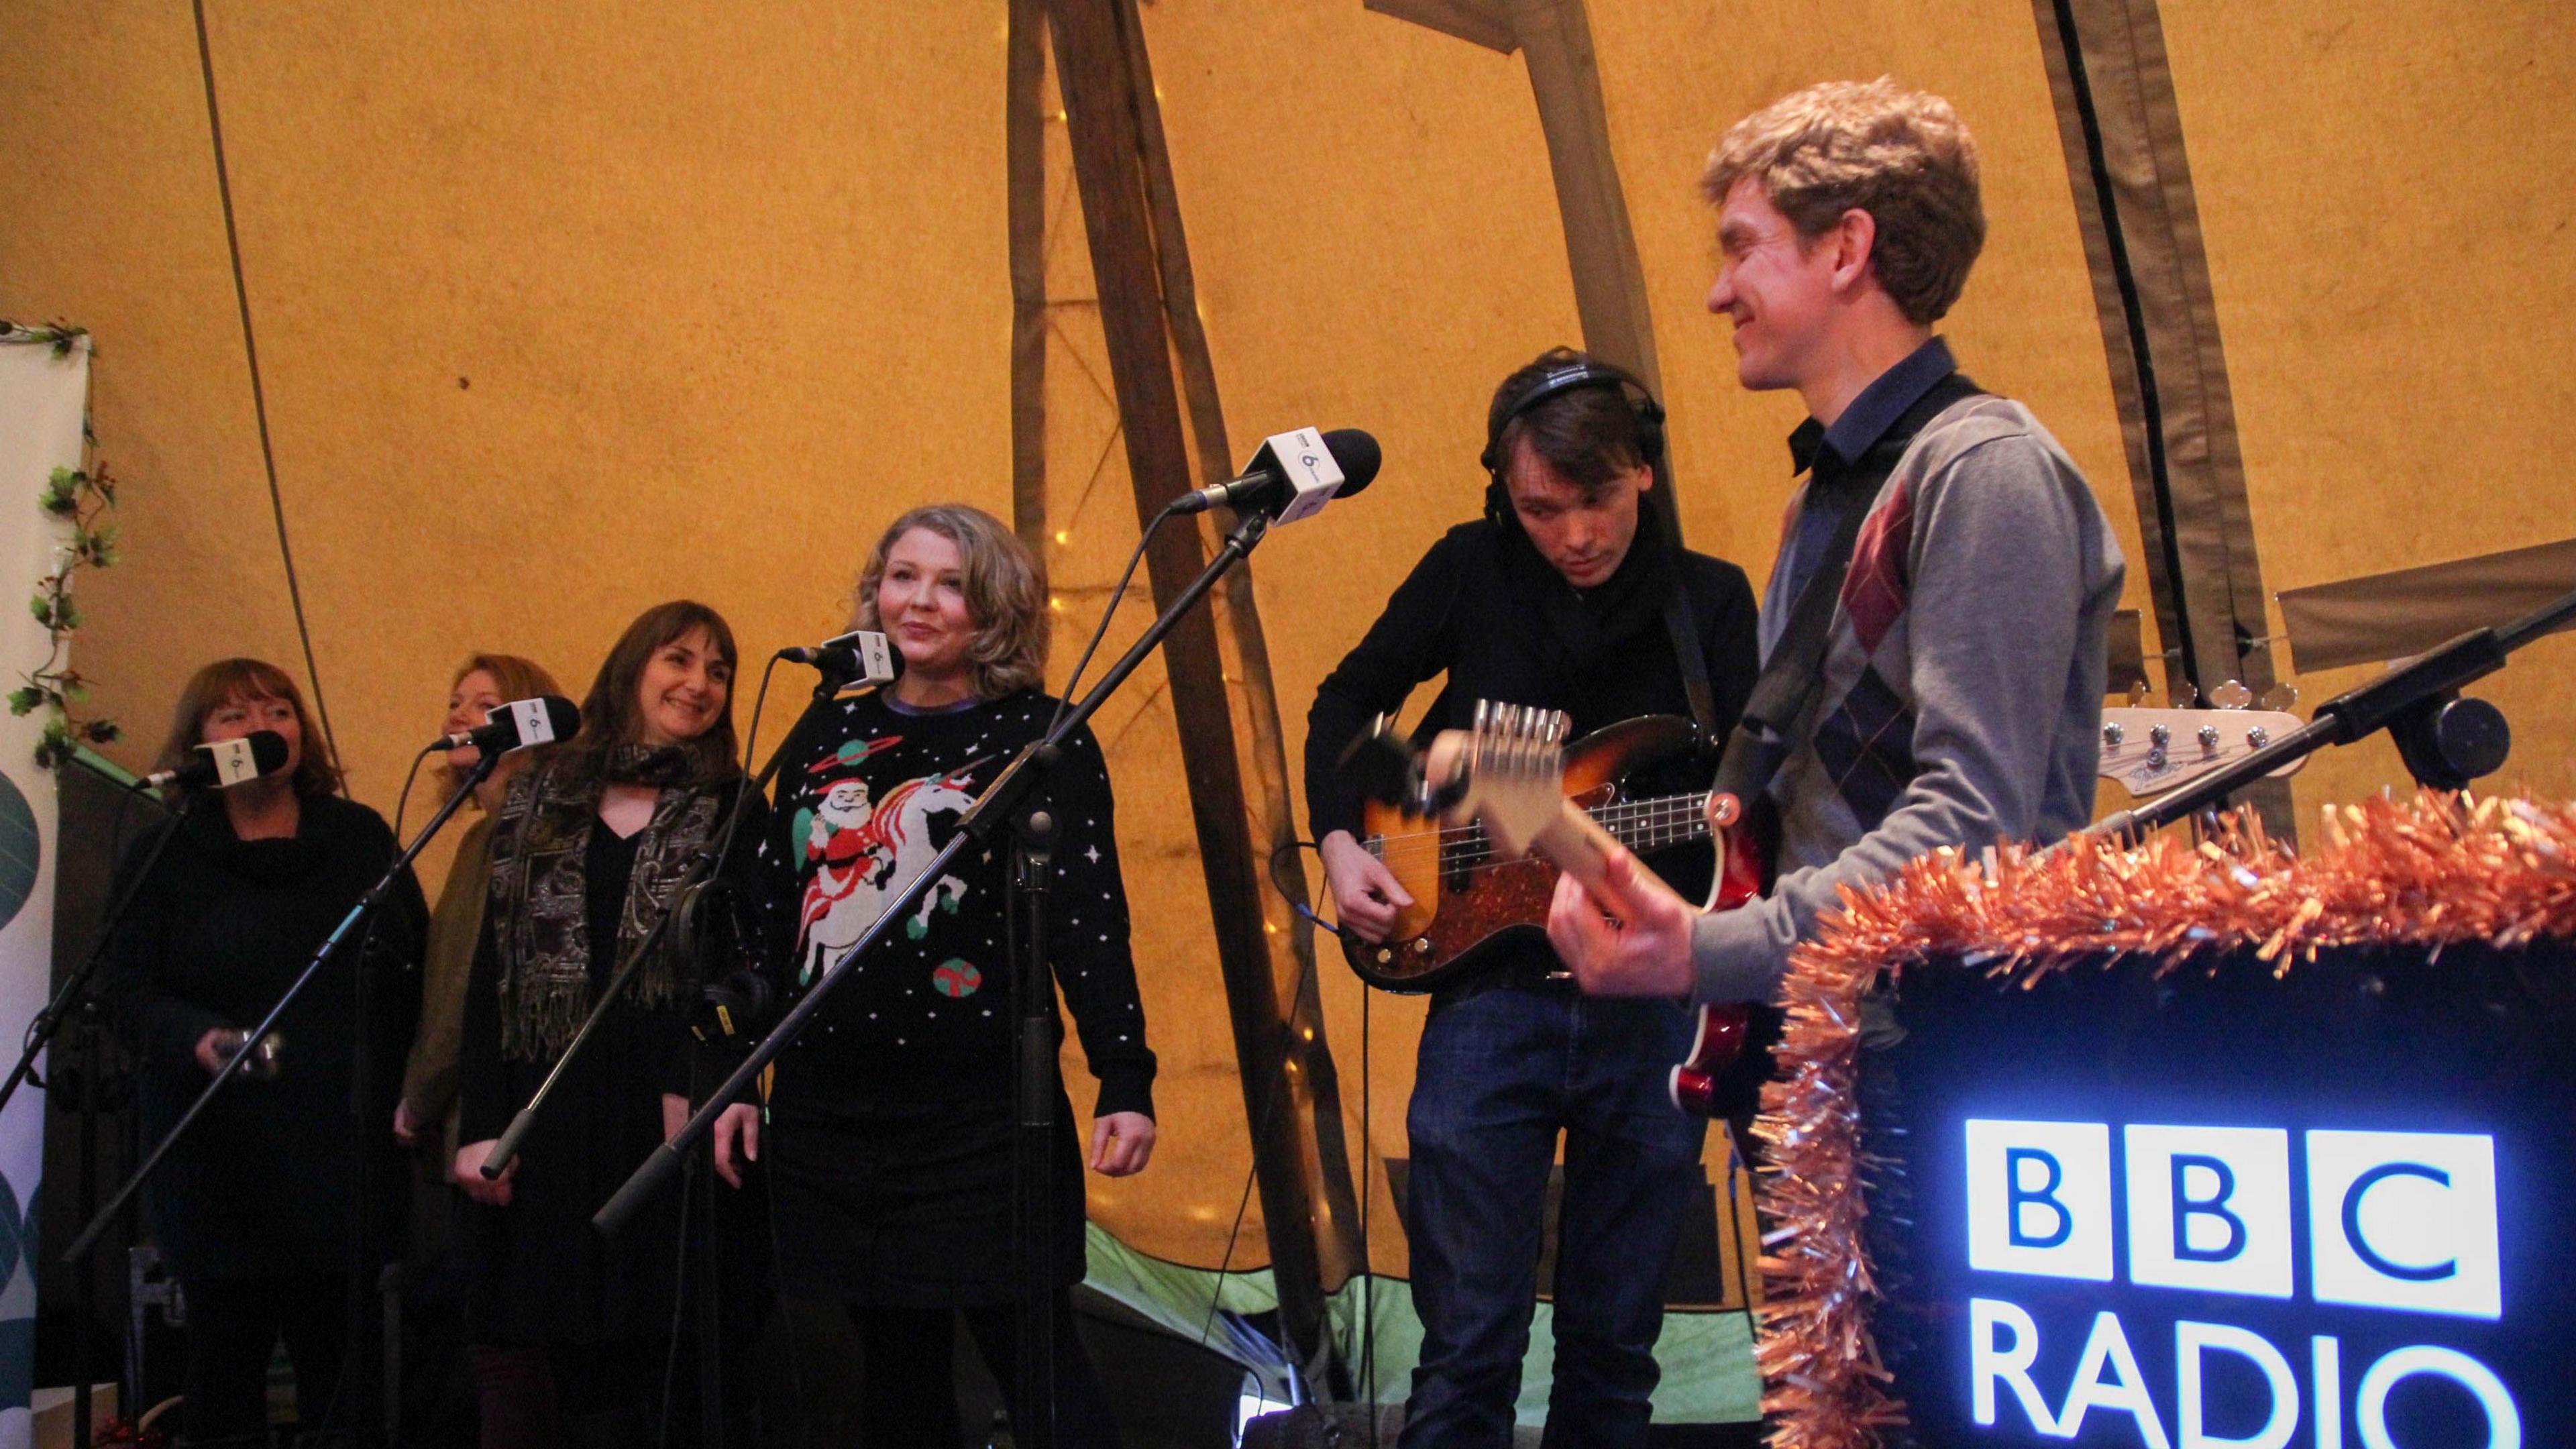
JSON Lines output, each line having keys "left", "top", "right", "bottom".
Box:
{"left": 853, "top": 504, "right": 1050, "bottom": 700}
{"left": 1701, "top": 78, "right": 1984, "bottom": 324}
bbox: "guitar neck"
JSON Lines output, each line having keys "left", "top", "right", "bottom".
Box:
{"left": 1585, "top": 792, "right": 1711, "bottom": 856}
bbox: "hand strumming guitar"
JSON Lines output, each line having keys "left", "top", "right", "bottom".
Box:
{"left": 1320, "top": 830, "right": 1414, "bottom": 944}
{"left": 1545, "top": 836, "right": 1697, "bottom": 998}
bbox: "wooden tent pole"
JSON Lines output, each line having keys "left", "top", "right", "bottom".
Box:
{"left": 1041, "top": 0, "right": 1352, "bottom": 1375}
{"left": 1008, "top": 0, "right": 1049, "bottom": 553}
{"left": 1369, "top": 0, "right": 1683, "bottom": 539}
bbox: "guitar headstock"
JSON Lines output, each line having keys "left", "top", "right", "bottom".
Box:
{"left": 1419, "top": 701, "right": 1570, "bottom": 859}
{"left": 2097, "top": 706, "right": 2306, "bottom": 797}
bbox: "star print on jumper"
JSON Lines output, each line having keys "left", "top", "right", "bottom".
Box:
{"left": 752, "top": 688, "right": 1157, "bottom": 1119}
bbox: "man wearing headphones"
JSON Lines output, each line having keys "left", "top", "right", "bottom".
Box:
{"left": 1305, "top": 349, "right": 1760, "bottom": 1446}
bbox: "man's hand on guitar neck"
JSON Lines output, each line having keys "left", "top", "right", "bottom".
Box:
{"left": 1320, "top": 830, "right": 1415, "bottom": 943}
{"left": 1546, "top": 837, "right": 1697, "bottom": 998}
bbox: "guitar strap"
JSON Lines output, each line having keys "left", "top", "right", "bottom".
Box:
{"left": 1660, "top": 584, "right": 1719, "bottom": 743}
{"left": 1711, "top": 374, "right": 1985, "bottom": 808}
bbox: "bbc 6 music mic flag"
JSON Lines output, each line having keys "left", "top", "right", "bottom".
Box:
{"left": 0, "top": 331, "right": 90, "bottom": 1446}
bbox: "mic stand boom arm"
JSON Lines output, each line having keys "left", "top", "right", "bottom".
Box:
{"left": 598, "top": 505, "right": 1273, "bottom": 1235}
{"left": 62, "top": 747, "right": 499, "bottom": 1267}
{"left": 482, "top": 665, "right": 859, "bottom": 1178}
{"left": 2086, "top": 583, "right": 2576, "bottom": 843}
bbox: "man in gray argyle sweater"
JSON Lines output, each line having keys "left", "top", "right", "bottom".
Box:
{"left": 1548, "top": 79, "right": 2126, "bottom": 1008}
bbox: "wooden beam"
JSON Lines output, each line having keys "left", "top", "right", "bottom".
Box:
{"left": 1111, "top": 0, "right": 1369, "bottom": 1291}
{"left": 1374, "top": 0, "right": 1682, "bottom": 539}
{"left": 1008, "top": 0, "right": 1049, "bottom": 552}
{"left": 1042, "top": 0, "right": 1344, "bottom": 1371}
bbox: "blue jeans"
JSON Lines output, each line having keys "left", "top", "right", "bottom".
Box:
{"left": 1401, "top": 983, "right": 1709, "bottom": 1448}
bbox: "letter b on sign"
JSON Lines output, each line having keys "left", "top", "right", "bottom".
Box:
{"left": 1967, "top": 1120, "right": 2112, "bottom": 1281}
{"left": 2307, "top": 1130, "right": 2500, "bottom": 1319}
{"left": 2125, "top": 1125, "right": 2292, "bottom": 1298}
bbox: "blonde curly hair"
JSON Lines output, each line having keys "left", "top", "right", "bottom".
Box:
{"left": 1702, "top": 78, "right": 1984, "bottom": 325}
{"left": 853, "top": 504, "right": 1050, "bottom": 700}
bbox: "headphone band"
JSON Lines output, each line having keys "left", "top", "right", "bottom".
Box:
{"left": 1479, "top": 360, "right": 1668, "bottom": 476}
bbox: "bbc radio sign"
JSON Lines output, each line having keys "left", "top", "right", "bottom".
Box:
{"left": 1962, "top": 1119, "right": 2519, "bottom": 1447}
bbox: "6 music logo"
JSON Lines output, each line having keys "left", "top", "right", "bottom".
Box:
{"left": 1960, "top": 1119, "right": 2519, "bottom": 1448}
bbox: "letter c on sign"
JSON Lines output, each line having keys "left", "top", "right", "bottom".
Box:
{"left": 2341, "top": 1163, "right": 2457, "bottom": 1283}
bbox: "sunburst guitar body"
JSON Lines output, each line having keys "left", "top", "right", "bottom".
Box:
{"left": 1339, "top": 708, "right": 1769, "bottom": 1117}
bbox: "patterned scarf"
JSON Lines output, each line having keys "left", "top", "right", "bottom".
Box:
{"left": 486, "top": 745, "right": 723, "bottom": 1061}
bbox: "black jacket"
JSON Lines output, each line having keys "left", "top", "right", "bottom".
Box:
{"left": 103, "top": 792, "right": 425, "bottom": 1281}
{"left": 1306, "top": 513, "right": 1760, "bottom": 845}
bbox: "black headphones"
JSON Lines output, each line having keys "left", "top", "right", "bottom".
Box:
{"left": 1479, "top": 356, "right": 1668, "bottom": 522}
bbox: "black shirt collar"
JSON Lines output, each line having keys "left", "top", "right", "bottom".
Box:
{"left": 1786, "top": 335, "right": 1958, "bottom": 475}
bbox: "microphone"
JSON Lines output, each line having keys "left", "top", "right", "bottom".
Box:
{"left": 433, "top": 696, "right": 581, "bottom": 759}
{"left": 144, "top": 730, "right": 292, "bottom": 792}
{"left": 776, "top": 630, "right": 896, "bottom": 684}
{"left": 1173, "top": 427, "right": 1381, "bottom": 525}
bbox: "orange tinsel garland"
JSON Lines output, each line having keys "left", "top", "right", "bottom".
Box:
{"left": 1750, "top": 792, "right": 2576, "bottom": 1447}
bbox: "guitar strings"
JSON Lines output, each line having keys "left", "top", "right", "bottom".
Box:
{"left": 1366, "top": 792, "right": 1719, "bottom": 871}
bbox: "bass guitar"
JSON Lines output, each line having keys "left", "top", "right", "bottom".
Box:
{"left": 1339, "top": 704, "right": 1765, "bottom": 1116}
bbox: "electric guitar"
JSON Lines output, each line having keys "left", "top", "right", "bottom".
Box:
{"left": 2095, "top": 706, "right": 2307, "bottom": 795}
{"left": 1339, "top": 705, "right": 1766, "bottom": 1116}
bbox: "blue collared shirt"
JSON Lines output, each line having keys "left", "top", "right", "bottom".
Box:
{"left": 1761, "top": 336, "right": 1960, "bottom": 659}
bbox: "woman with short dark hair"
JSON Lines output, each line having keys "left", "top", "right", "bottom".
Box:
{"left": 105, "top": 657, "right": 426, "bottom": 1447}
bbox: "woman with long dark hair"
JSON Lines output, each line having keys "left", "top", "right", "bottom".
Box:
{"left": 104, "top": 658, "right": 425, "bottom": 1447}
{"left": 722, "top": 504, "right": 1156, "bottom": 1446}
{"left": 451, "top": 602, "right": 760, "bottom": 1447}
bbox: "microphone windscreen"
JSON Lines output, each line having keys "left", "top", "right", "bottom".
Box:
{"left": 245, "top": 729, "right": 292, "bottom": 776}
{"left": 535, "top": 696, "right": 582, "bottom": 744}
{"left": 1321, "top": 429, "right": 1383, "bottom": 498}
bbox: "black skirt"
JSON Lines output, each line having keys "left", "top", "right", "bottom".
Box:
{"left": 766, "top": 1083, "right": 1087, "bottom": 1307}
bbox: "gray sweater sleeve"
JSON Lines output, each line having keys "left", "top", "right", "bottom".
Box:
{"left": 1690, "top": 428, "right": 2110, "bottom": 1004}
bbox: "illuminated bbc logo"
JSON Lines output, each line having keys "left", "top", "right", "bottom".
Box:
{"left": 1964, "top": 1120, "right": 2500, "bottom": 1319}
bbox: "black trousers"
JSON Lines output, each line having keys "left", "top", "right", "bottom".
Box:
{"left": 849, "top": 1292, "right": 1120, "bottom": 1448}
{"left": 180, "top": 1272, "right": 347, "bottom": 1444}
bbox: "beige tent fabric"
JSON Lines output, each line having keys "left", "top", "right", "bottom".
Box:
{"left": 2033, "top": 0, "right": 2287, "bottom": 828}
{"left": 2279, "top": 538, "right": 2576, "bottom": 676}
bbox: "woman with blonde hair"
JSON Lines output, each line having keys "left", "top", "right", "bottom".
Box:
{"left": 103, "top": 658, "right": 426, "bottom": 1446}
{"left": 395, "top": 652, "right": 565, "bottom": 1161}
{"left": 729, "top": 503, "right": 1157, "bottom": 1446}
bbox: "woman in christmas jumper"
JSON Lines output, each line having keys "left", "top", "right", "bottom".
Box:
{"left": 452, "top": 601, "right": 763, "bottom": 1447}
{"left": 720, "top": 503, "right": 1157, "bottom": 1447}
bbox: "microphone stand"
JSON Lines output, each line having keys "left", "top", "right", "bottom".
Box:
{"left": 2086, "top": 584, "right": 2576, "bottom": 842}
{"left": 0, "top": 780, "right": 191, "bottom": 1117}
{"left": 478, "top": 662, "right": 857, "bottom": 1179}
{"left": 6, "top": 779, "right": 191, "bottom": 1449}
{"left": 62, "top": 751, "right": 496, "bottom": 1270}
{"left": 600, "top": 504, "right": 1279, "bottom": 1449}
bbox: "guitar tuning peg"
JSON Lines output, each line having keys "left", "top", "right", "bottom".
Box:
{"left": 2260, "top": 683, "right": 2300, "bottom": 712}
{"left": 2209, "top": 680, "right": 2253, "bottom": 710}
{"left": 2125, "top": 678, "right": 2153, "bottom": 708}
{"left": 2169, "top": 681, "right": 2200, "bottom": 709}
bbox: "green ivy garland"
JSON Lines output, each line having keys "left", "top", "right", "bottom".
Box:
{"left": 1, "top": 323, "right": 121, "bottom": 767}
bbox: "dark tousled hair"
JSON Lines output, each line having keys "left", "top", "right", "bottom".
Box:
{"left": 1483, "top": 347, "right": 1665, "bottom": 518}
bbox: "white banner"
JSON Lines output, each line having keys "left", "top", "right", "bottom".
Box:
{"left": 0, "top": 334, "right": 88, "bottom": 1448}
